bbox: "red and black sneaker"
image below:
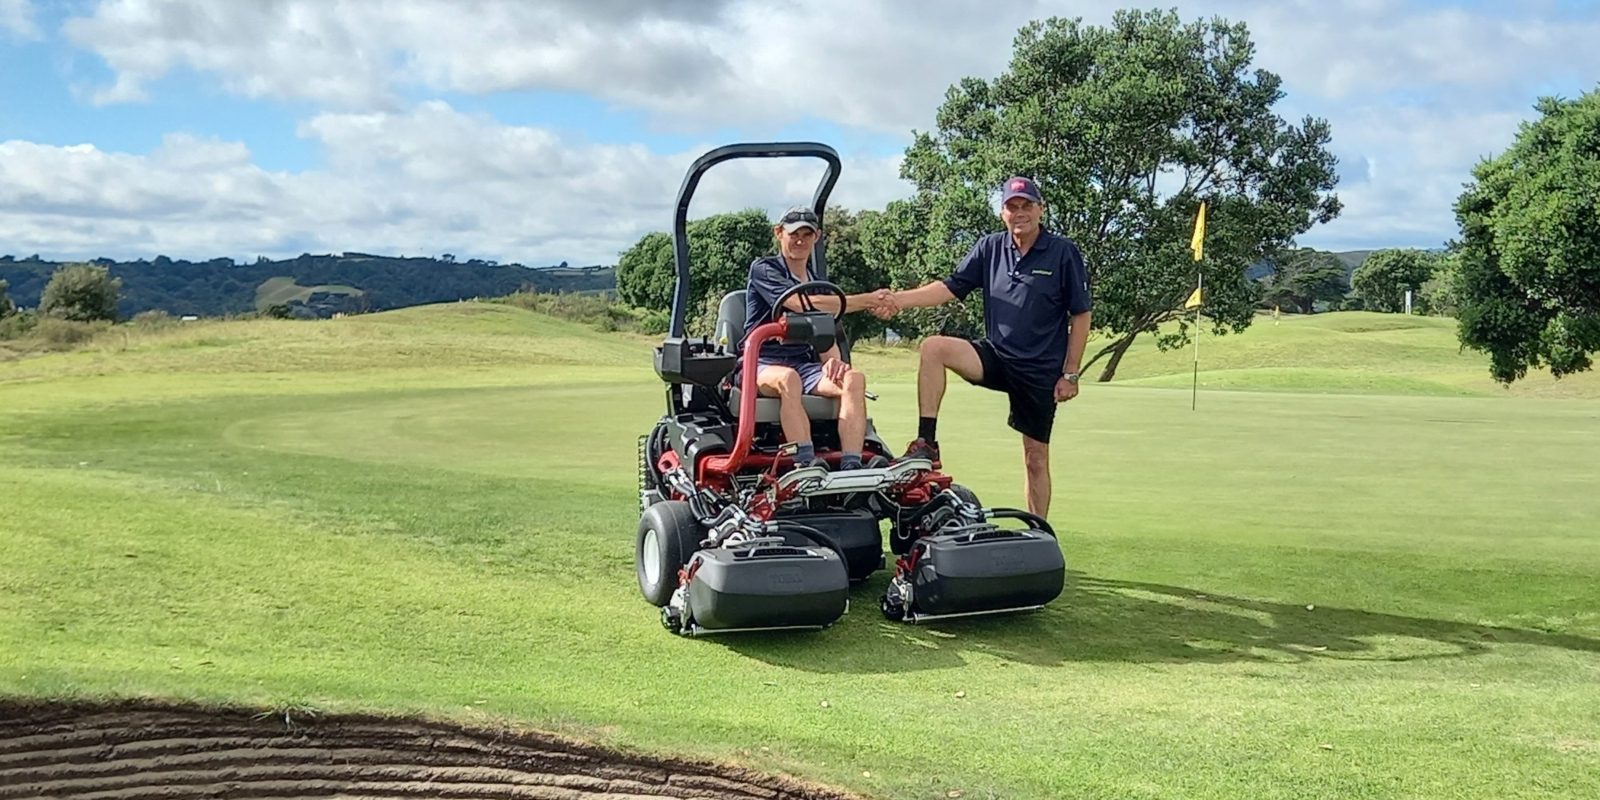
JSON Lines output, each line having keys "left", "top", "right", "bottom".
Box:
{"left": 899, "top": 438, "right": 941, "bottom": 468}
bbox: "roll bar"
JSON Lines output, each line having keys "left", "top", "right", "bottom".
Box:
{"left": 668, "top": 142, "right": 842, "bottom": 338}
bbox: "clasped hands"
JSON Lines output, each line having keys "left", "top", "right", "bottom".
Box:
{"left": 855, "top": 288, "right": 901, "bottom": 320}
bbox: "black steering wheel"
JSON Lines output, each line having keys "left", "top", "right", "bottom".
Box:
{"left": 771, "top": 280, "right": 847, "bottom": 323}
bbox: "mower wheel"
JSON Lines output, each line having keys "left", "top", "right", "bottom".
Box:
{"left": 950, "top": 483, "right": 981, "bottom": 508}
{"left": 636, "top": 500, "right": 701, "bottom": 607}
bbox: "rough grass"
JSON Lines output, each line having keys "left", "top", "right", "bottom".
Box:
{"left": 3, "top": 304, "right": 1599, "bottom": 799}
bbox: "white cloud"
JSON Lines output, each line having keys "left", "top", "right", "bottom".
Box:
{"left": 0, "top": 0, "right": 38, "bottom": 39}
{"left": 1293, "top": 105, "right": 1527, "bottom": 251}
{"left": 63, "top": 1, "right": 401, "bottom": 109}
{"left": 60, "top": 0, "right": 744, "bottom": 112}
{"left": 1234, "top": 0, "right": 1600, "bottom": 102}
{"left": 36, "top": 0, "right": 1600, "bottom": 256}
{"left": 60, "top": 0, "right": 1040, "bottom": 132}
{"left": 84, "top": 72, "right": 148, "bottom": 106}
{"left": 0, "top": 103, "right": 910, "bottom": 264}
{"left": 60, "top": 1, "right": 1600, "bottom": 130}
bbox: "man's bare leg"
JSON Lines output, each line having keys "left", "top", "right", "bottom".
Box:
{"left": 917, "top": 336, "right": 985, "bottom": 417}
{"left": 812, "top": 369, "right": 868, "bottom": 453}
{"left": 1021, "top": 436, "right": 1050, "bottom": 518}
{"left": 756, "top": 365, "right": 809, "bottom": 446}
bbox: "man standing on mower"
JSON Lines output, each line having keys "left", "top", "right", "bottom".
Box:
{"left": 743, "top": 206, "right": 891, "bottom": 472}
{"left": 882, "top": 177, "right": 1092, "bottom": 517}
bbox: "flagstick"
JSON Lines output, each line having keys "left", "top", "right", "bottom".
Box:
{"left": 1191, "top": 274, "right": 1202, "bottom": 411}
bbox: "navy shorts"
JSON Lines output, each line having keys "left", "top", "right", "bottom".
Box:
{"left": 965, "top": 339, "right": 1058, "bottom": 444}
{"left": 758, "top": 358, "right": 825, "bottom": 393}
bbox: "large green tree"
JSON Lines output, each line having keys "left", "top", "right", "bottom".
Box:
{"left": 0, "top": 278, "right": 14, "bottom": 319}
{"left": 1417, "top": 250, "right": 1462, "bottom": 317}
{"left": 616, "top": 207, "right": 893, "bottom": 343}
{"left": 1260, "top": 248, "right": 1349, "bottom": 314}
{"left": 1352, "top": 249, "right": 1438, "bottom": 312}
{"left": 820, "top": 206, "right": 893, "bottom": 342}
{"left": 858, "top": 189, "right": 995, "bottom": 339}
{"left": 896, "top": 10, "right": 1341, "bottom": 380}
{"left": 40, "top": 263, "right": 122, "bottom": 322}
{"left": 615, "top": 209, "right": 773, "bottom": 336}
{"left": 1454, "top": 89, "right": 1600, "bottom": 382}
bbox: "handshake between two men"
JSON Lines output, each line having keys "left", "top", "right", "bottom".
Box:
{"left": 850, "top": 288, "right": 905, "bottom": 321}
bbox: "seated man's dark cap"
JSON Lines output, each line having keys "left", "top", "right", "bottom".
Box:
{"left": 1001, "top": 176, "right": 1043, "bottom": 204}
{"left": 779, "top": 206, "right": 822, "bottom": 233}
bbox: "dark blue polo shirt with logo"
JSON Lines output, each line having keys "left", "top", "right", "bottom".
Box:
{"left": 943, "top": 229, "right": 1092, "bottom": 386}
{"left": 742, "top": 255, "right": 821, "bottom": 363}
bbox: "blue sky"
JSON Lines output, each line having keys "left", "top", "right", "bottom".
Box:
{"left": 2, "top": 0, "right": 1598, "bottom": 266}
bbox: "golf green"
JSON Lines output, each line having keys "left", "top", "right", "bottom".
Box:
{"left": 3, "top": 305, "right": 1597, "bottom": 799}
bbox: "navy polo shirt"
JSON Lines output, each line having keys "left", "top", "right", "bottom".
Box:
{"left": 944, "top": 229, "right": 1092, "bottom": 385}
{"left": 742, "top": 255, "right": 822, "bottom": 363}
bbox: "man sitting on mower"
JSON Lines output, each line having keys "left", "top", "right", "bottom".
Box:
{"left": 742, "top": 206, "right": 893, "bottom": 472}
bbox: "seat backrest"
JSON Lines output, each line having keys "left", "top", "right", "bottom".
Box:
{"left": 713, "top": 290, "right": 747, "bottom": 353}
{"left": 713, "top": 287, "right": 858, "bottom": 360}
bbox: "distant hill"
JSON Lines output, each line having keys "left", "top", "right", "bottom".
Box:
{"left": 0, "top": 253, "right": 616, "bottom": 319}
{"left": 1332, "top": 250, "right": 1375, "bottom": 270}
{"left": 0, "top": 247, "right": 1382, "bottom": 320}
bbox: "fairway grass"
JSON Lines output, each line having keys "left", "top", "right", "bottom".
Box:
{"left": 3, "top": 305, "right": 1598, "bottom": 799}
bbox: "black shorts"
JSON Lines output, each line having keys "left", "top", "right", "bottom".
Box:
{"left": 965, "top": 339, "right": 1058, "bottom": 444}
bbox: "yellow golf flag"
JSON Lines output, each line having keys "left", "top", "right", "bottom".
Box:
{"left": 1190, "top": 201, "right": 1207, "bottom": 262}
{"left": 1184, "top": 286, "right": 1202, "bottom": 309}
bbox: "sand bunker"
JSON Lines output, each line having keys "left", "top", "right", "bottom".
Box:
{"left": 0, "top": 701, "right": 857, "bottom": 800}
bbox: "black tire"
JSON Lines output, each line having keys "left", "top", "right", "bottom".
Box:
{"left": 950, "top": 483, "right": 981, "bottom": 508}
{"left": 635, "top": 500, "right": 701, "bottom": 607}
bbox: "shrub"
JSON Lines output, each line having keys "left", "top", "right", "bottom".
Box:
{"left": 41, "top": 263, "right": 122, "bottom": 322}
{"left": 0, "top": 310, "right": 37, "bottom": 340}
{"left": 34, "top": 317, "right": 110, "bottom": 348}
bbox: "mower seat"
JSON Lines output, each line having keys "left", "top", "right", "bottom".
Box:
{"left": 728, "top": 386, "right": 839, "bottom": 422}
{"left": 715, "top": 289, "right": 839, "bottom": 423}
{"left": 713, "top": 290, "right": 747, "bottom": 352}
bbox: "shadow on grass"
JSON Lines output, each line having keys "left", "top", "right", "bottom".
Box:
{"left": 716, "top": 571, "right": 1600, "bottom": 674}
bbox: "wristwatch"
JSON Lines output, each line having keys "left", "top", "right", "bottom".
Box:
{"left": 1062, "top": 371, "right": 1080, "bottom": 384}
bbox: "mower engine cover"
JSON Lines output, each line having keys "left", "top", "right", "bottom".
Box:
{"left": 909, "top": 525, "right": 1064, "bottom": 616}
{"left": 686, "top": 542, "right": 849, "bottom": 630}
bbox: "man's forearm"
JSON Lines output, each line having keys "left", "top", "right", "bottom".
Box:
{"left": 782, "top": 294, "right": 842, "bottom": 314}
{"left": 892, "top": 281, "right": 957, "bottom": 310}
{"left": 781, "top": 292, "right": 885, "bottom": 315}
{"left": 1064, "top": 311, "right": 1091, "bottom": 374}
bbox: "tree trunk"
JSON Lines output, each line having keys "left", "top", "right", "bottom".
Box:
{"left": 1095, "top": 332, "right": 1139, "bottom": 382}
